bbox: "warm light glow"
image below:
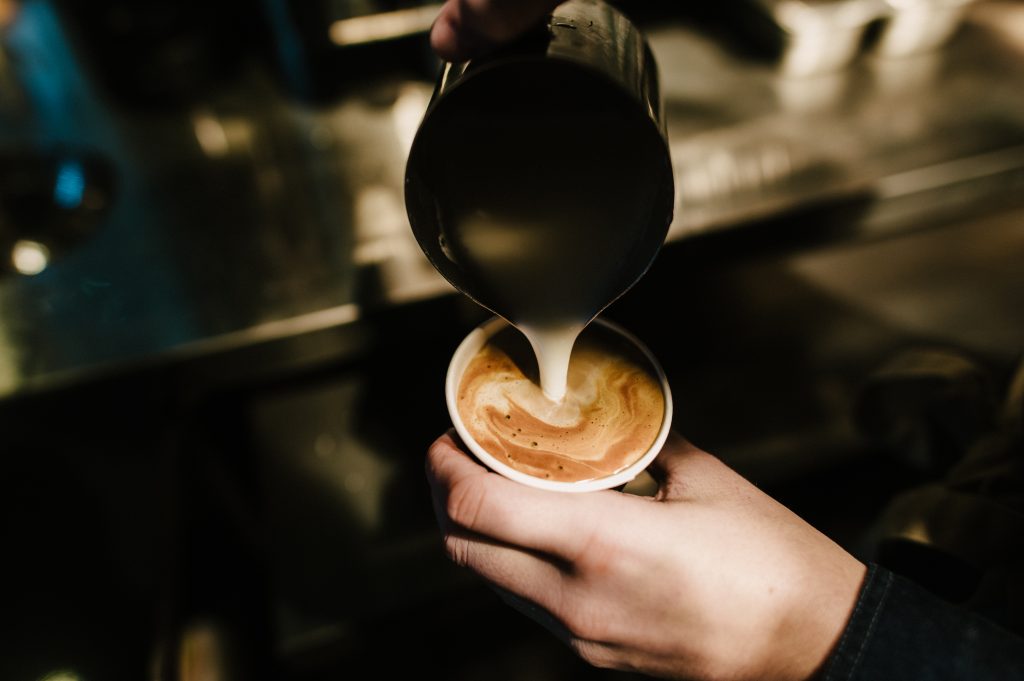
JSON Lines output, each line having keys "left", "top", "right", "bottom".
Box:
{"left": 0, "top": 0, "right": 19, "bottom": 29}
{"left": 39, "top": 671, "right": 82, "bottom": 681}
{"left": 192, "top": 111, "right": 230, "bottom": 158}
{"left": 353, "top": 185, "right": 409, "bottom": 265}
{"left": 392, "top": 83, "right": 430, "bottom": 154}
{"left": 329, "top": 5, "right": 441, "bottom": 46}
{"left": 179, "top": 621, "right": 226, "bottom": 681}
{"left": 11, "top": 239, "right": 50, "bottom": 275}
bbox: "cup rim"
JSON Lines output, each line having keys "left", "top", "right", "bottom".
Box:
{"left": 445, "top": 316, "right": 673, "bottom": 493}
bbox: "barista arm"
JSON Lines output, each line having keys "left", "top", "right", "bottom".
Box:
{"left": 426, "top": 431, "right": 1024, "bottom": 680}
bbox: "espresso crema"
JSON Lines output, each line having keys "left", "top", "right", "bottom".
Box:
{"left": 457, "top": 324, "right": 664, "bottom": 483}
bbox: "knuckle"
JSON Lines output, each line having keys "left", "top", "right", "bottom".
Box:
{"left": 425, "top": 439, "right": 449, "bottom": 479}
{"left": 562, "top": 603, "right": 610, "bottom": 642}
{"left": 574, "top": 531, "right": 623, "bottom": 578}
{"left": 570, "top": 639, "right": 617, "bottom": 669}
{"left": 442, "top": 533, "right": 473, "bottom": 568}
{"left": 445, "top": 475, "right": 489, "bottom": 531}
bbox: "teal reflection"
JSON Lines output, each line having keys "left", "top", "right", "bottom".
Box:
{"left": 53, "top": 160, "right": 84, "bottom": 209}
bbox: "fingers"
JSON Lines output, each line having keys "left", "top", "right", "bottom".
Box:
{"left": 430, "top": 3, "right": 485, "bottom": 62}
{"left": 444, "top": 527, "right": 567, "bottom": 615}
{"left": 441, "top": 529, "right": 630, "bottom": 674}
{"left": 426, "top": 432, "right": 614, "bottom": 561}
{"left": 430, "top": 0, "right": 563, "bottom": 61}
{"left": 493, "top": 585, "right": 574, "bottom": 644}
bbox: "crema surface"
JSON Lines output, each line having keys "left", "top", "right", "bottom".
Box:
{"left": 457, "top": 324, "right": 664, "bottom": 483}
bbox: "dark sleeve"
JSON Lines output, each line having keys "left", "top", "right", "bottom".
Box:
{"left": 820, "top": 563, "right": 1024, "bottom": 680}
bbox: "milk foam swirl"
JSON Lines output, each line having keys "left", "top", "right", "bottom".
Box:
{"left": 456, "top": 325, "right": 665, "bottom": 483}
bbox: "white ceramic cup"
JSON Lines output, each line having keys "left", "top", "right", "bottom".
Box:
{"left": 446, "top": 316, "right": 673, "bottom": 493}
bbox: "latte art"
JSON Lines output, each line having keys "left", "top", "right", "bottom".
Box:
{"left": 457, "top": 324, "right": 665, "bottom": 483}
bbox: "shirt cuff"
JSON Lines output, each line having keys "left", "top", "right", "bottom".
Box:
{"left": 819, "top": 562, "right": 1024, "bottom": 681}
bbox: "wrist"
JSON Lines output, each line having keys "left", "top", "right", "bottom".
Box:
{"left": 768, "top": 553, "right": 868, "bottom": 681}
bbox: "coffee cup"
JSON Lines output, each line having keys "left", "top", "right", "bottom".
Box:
{"left": 446, "top": 316, "right": 673, "bottom": 493}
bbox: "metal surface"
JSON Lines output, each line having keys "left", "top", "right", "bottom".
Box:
{"left": 744, "top": 0, "right": 980, "bottom": 75}
{"left": 0, "top": 2, "right": 1023, "bottom": 400}
{"left": 329, "top": 4, "right": 442, "bottom": 47}
{"left": 877, "top": 0, "right": 979, "bottom": 57}
{"left": 756, "top": 0, "right": 889, "bottom": 75}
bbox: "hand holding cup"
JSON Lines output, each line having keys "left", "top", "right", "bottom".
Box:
{"left": 426, "top": 432, "right": 867, "bottom": 681}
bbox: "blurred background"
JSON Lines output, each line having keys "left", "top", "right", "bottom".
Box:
{"left": 1, "top": 0, "right": 1023, "bottom": 679}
